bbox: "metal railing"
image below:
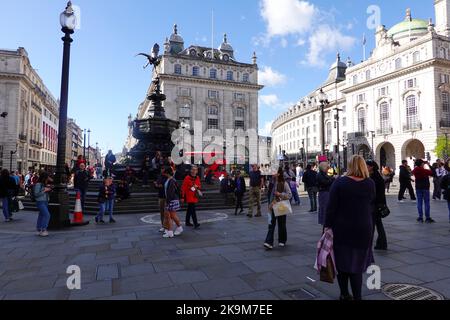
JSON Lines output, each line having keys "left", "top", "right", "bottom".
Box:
{"left": 377, "top": 127, "right": 393, "bottom": 135}
{"left": 403, "top": 121, "right": 422, "bottom": 132}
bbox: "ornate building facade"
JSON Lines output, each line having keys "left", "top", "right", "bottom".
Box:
{"left": 272, "top": 1, "right": 450, "bottom": 171}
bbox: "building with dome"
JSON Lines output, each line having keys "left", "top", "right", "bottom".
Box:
{"left": 271, "top": 0, "right": 450, "bottom": 171}
{"left": 124, "top": 25, "right": 264, "bottom": 167}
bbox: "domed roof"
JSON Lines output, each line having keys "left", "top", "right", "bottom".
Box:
{"left": 169, "top": 24, "right": 184, "bottom": 43}
{"left": 219, "top": 34, "right": 234, "bottom": 52}
{"left": 323, "top": 53, "right": 347, "bottom": 85}
{"left": 387, "top": 9, "right": 428, "bottom": 40}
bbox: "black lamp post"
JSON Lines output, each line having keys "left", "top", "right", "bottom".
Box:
{"left": 369, "top": 130, "right": 375, "bottom": 159}
{"left": 83, "top": 128, "right": 86, "bottom": 161}
{"left": 318, "top": 88, "right": 329, "bottom": 156}
{"left": 87, "top": 129, "right": 91, "bottom": 165}
{"left": 334, "top": 107, "right": 343, "bottom": 174}
{"left": 48, "top": 1, "right": 77, "bottom": 229}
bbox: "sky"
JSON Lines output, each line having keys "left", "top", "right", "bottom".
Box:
{"left": 0, "top": 0, "right": 436, "bottom": 154}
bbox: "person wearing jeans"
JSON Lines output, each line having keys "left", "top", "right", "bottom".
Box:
{"left": 0, "top": 169, "right": 17, "bottom": 222}
{"left": 264, "top": 168, "right": 292, "bottom": 250}
{"left": 412, "top": 159, "right": 434, "bottom": 223}
{"left": 96, "top": 177, "right": 116, "bottom": 224}
{"left": 302, "top": 164, "right": 318, "bottom": 212}
{"left": 181, "top": 166, "right": 201, "bottom": 228}
{"left": 33, "top": 172, "right": 52, "bottom": 237}
{"left": 248, "top": 164, "right": 263, "bottom": 218}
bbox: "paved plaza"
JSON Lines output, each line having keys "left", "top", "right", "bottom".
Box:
{"left": 0, "top": 193, "right": 449, "bottom": 300}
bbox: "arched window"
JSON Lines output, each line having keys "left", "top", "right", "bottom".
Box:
{"left": 413, "top": 51, "right": 420, "bottom": 63}
{"left": 226, "top": 71, "right": 233, "bottom": 81}
{"left": 326, "top": 122, "right": 332, "bottom": 145}
{"left": 358, "top": 108, "right": 366, "bottom": 133}
{"left": 174, "top": 64, "right": 182, "bottom": 75}
{"left": 379, "top": 102, "right": 390, "bottom": 134}
{"left": 192, "top": 66, "right": 200, "bottom": 76}
{"left": 209, "top": 68, "right": 217, "bottom": 79}
{"left": 395, "top": 58, "right": 402, "bottom": 70}
{"left": 405, "top": 95, "right": 419, "bottom": 130}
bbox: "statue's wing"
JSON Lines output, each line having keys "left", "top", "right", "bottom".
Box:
{"left": 136, "top": 53, "right": 152, "bottom": 60}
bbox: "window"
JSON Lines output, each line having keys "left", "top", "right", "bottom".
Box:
{"left": 353, "top": 75, "right": 358, "bottom": 85}
{"left": 405, "top": 95, "right": 419, "bottom": 130}
{"left": 179, "top": 104, "right": 191, "bottom": 124}
{"left": 174, "top": 64, "right": 182, "bottom": 75}
{"left": 226, "top": 71, "right": 233, "bottom": 81}
{"left": 207, "top": 118, "right": 219, "bottom": 130}
{"left": 378, "top": 86, "right": 389, "bottom": 97}
{"left": 366, "top": 70, "right": 371, "bottom": 80}
{"left": 357, "top": 93, "right": 366, "bottom": 102}
{"left": 313, "top": 114, "right": 316, "bottom": 121}
{"left": 405, "top": 78, "right": 417, "bottom": 89}
{"left": 208, "top": 105, "right": 219, "bottom": 116}
{"left": 441, "top": 74, "right": 450, "bottom": 84}
{"left": 235, "top": 107, "right": 245, "bottom": 118}
{"left": 179, "top": 87, "right": 191, "bottom": 97}
{"left": 442, "top": 92, "right": 450, "bottom": 113}
{"left": 192, "top": 66, "right": 200, "bottom": 76}
{"left": 342, "top": 117, "right": 347, "bottom": 127}
{"left": 209, "top": 68, "right": 217, "bottom": 79}
{"left": 413, "top": 51, "right": 420, "bottom": 63}
{"left": 440, "top": 47, "right": 447, "bottom": 59}
{"left": 235, "top": 120, "right": 245, "bottom": 130}
{"left": 379, "top": 102, "right": 390, "bottom": 134}
{"left": 234, "top": 93, "right": 245, "bottom": 102}
{"left": 358, "top": 108, "right": 366, "bottom": 133}
{"left": 326, "top": 122, "right": 332, "bottom": 145}
{"left": 243, "top": 73, "right": 249, "bottom": 82}
{"left": 313, "top": 137, "right": 317, "bottom": 146}
{"left": 208, "top": 90, "right": 219, "bottom": 100}
{"left": 313, "top": 124, "right": 317, "bottom": 133}
{"left": 395, "top": 58, "right": 402, "bottom": 70}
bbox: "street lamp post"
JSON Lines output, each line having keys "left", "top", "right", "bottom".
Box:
{"left": 83, "top": 129, "right": 86, "bottom": 161}
{"left": 369, "top": 130, "right": 375, "bottom": 159}
{"left": 334, "top": 108, "right": 343, "bottom": 174}
{"left": 48, "top": 1, "right": 77, "bottom": 229}
{"left": 87, "top": 129, "right": 91, "bottom": 165}
{"left": 318, "top": 88, "right": 329, "bottom": 157}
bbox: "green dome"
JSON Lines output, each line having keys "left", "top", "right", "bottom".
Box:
{"left": 387, "top": 18, "right": 428, "bottom": 38}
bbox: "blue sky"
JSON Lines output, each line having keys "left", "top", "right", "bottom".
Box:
{"left": 0, "top": 0, "right": 436, "bottom": 154}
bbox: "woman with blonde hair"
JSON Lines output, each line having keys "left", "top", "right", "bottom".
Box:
{"left": 324, "top": 155, "right": 375, "bottom": 300}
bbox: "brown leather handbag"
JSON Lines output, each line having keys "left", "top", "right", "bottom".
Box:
{"left": 320, "top": 255, "right": 336, "bottom": 284}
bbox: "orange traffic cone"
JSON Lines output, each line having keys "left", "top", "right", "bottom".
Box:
{"left": 71, "top": 191, "right": 89, "bottom": 226}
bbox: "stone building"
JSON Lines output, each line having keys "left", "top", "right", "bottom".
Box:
{"left": 125, "top": 25, "right": 264, "bottom": 167}
{"left": 0, "top": 47, "right": 59, "bottom": 173}
{"left": 66, "top": 118, "right": 83, "bottom": 168}
{"left": 272, "top": 1, "right": 450, "bottom": 171}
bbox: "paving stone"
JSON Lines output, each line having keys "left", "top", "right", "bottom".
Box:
{"left": 240, "top": 272, "right": 289, "bottom": 291}
{"left": 192, "top": 277, "right": 254, "bottom": 299}
{"left": 379, "top": 269, "right": 424, "bottom": 285}
{"left": 96, "top": 264, "right": 120, "bottom": 280}
{"left": 95, "top": 248, "right": 140, "bottom": 260}
{"left": 1, "top": 275, "right": 57, "bottom": 294}
{"left": 152, "top": 261, "right": 186, "bottom": 273}
{"left": 3, "top": 287, "right": 70, "bottom": 300}
{"left": 393, "top": 263, "right": 450, "bottom": 282}
{"left": 99, "top": 293, "right": 137, "bottom": 300}
{"left": 244, "top": 257, "right": 296, "bottom": 273}
{"left": 136, "top": 283, "right": 200, "bottom": 300}
{"left": 220, "top": 250, "right": 265, "bottom": 263}
{"left": 281, "top": 254, "right": 316, "bottom": 267}
{"left": 412, "top": 247, "right": 450, "bottom": 260}
{"left": 166, "top": 248, "right": 207, "bottom": 259}
{"left": 233, "top": 290, "right": 280, "bottom": 300}
{"left": 201, "top": 262, "right": 254, "bottom": 279}
{"left": 167, "top": 270, "right": 209, "bottom": 285}
{"left": 69, "top": 280, "right": 113, "bottom": 300}
{"left": 121, "top": 263, "right": 155, "bottom": 278}
{"left": 420, "top": 278, "right": 450, "bottom": 299}
{"left": 203, "top": 245, "right": 243, "bottom": 255}
{"left": 387, "top": 252, "right": 435, "bottom": 265}
{"left": 113, "top": 273, "right": 172, "bottom": 295}
{"left": 181, "top": 255, "right": 229, "bottom": 269}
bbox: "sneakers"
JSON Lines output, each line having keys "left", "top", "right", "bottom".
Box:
{"left": 163, "top": 230, "right": 174, "bottom": 238}
{"left": 159, "top": 227, "right": 165, "bottom": 233}
{"left": 194, "top": 224, "right": 201, "bottom": 229}
{"left": 425, "top": 218, "right": 436, "bottom": 224}
{"left": 264, "top": 243, "right": 273, "bottom": 250}
{"left": 398, "top": 200, "right": 405, "bottom": 203}
{"left": 109, "top": 218, "right": 116, "bottom": 223}
{"left": 174, "top": 226, "right": 184, "bottom": 236}
{"left": 186, "top": 222, "right": 194, "bottom": 227}
{"left": 417, "top": 217, "right": 424, "bottom": 223}
{"left": 279, "top": 243, "right": 286, "bottom": 247}
{"left": 39, "top": 230, "right": 49, "bottom": 237}
{"left": 5, "top": 218, "right": 12, "bottom": 222}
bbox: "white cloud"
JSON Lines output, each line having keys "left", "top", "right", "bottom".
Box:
{"left": 259, "top": 121, "right": 274, "bottom": 137}
{"left": 296, "top": 38, "right": 306, "bottom": 46}
{"left": 260, "top": 0, "right": 316, "bottom": 37}
{"left": 260, "top": 94, "right": 280, "bottom": 107}
{"left": 258, "top": 66, "right": 287, "bottom": 87}
{"left": 280, "top": 38, "right": 288, "bottom": 48}
{"left": 306, "top": 24, "right": 356, "bottom": 67}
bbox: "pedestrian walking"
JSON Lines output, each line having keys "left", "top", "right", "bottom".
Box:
{"left": 432, "top": 160, "right": 446, "bottom": 200}
{"left": 288, "top": 176, "right": 301, "bottom": 206}
{"left": 302, "top": 164, "right": 318, "bottom": 212}
{"left": 367, "top": 160, "right": 388, "bottom": 250}
{"left": 232, "top": 170, "right": 246, "bottom": 215}
{"left": 154, "top": 167, "right": 167, "bottom": 232}
{"left": 382, "top": 166, "right": 394, "bottom": 193}
{"left": 0, "top": 169, "right": 17, "bottom": 222}
{"left": 440, "top": 168, "right": 450, "bottom": 223}
{"left": 324, "top": 155, "right": 375, "bottom": 300}
{"left": 181, "top": 165, "right": 202, "bottom": 228}
{"left": 219, "top": 172, "right": 232, "bottom": 205}
{"left": 398, "top": 160, "right": 416, "bottom": 202}
{"left": 412, "top": 159, "right": 435, "bottom": 223}
{"left": 264, "top": 167, "right": 292, "bottom": 250}
{"left": 163, "top": 167, "right": 183, "bottom": 238}
{"left": 33, "top": 172, "right": 53, "bottom": 237}
{"left": 94, "top": 160, "right": 103, "bottom": 180}
{"left": 317, "top": 162, "right": 335, "bottom": 226}
{"left": 296, "top": 163, "right": 304, "bottom": 185}
{"left": 74, "top": 163, "right": 92, "bottom": 212}
{"left": 95, "top": 177, "right": 116, "bottom": 224}
{"left": 104, "top": 150, "right": 116, "bottom": 177}
{"left": 248, "top": 164, "right": 263, "bottom": 218}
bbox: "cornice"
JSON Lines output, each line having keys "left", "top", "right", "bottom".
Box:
{"left": 159, "top": 73, "right": 264, "bottom": 90}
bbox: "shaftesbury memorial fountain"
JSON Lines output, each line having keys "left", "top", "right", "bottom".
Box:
{"left": 128, "top": 44, "right": 179, "bottom": 172}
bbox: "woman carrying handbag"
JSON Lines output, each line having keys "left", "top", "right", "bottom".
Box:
{"left": 264, "top": 168, "right": 292, "bottom": 250}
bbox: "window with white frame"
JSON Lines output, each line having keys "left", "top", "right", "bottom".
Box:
{"left": 207, "top": 105, "right": 219, "bottom": 130}
{"left": 234, "top": 93, "right": 245, "bottom": 102}
{"left": 366, "top": 70, "right": 371, "bottom": 80}
{"left": 326, "top": 122, "right": 332, "bottom": 145}
{"left": 405, "top": 95, "right": 419, "bottom": 130}
{"left": 207, "top": 118, "right": 219, "bottom": 130}
{"left": 235, "top": 107, "right": 245, "bottom": 118}
{"left": 357, "top": 93, "right": 366, "bottom": 102}
{"left": 440, "top": 47, "right": 447, "bottom": 59}
{"left": 226, "top": 71, "right": 234, "bottom": 81}
{"left": 342, "top": 117, "right": 347, "bottom": 127}
{"left": 441, "top": 74, "right": 450, "bottom": 84}
{"left": 379, "top": 102, "right": 390, "bottom": 134}
{"left": 413, "top": 51, "right": 420, "bottom": 64}
{"left": 208, "top": 90, "right": 219, "bottom": 100}
{"left": 405, "top": 78, "right": 417, "bottom": 89}
{"left": 192, "top": 66, "right": 200, "bottom": 77}
{"left": 179, "top": 87, "right": 191, "bottom": 97}
{"left": 442, "top": 92, "right": 450, "bottom": 113}
{"left": 358, "top": 108, "right": 366, "bottom": 133}
{"left": 353, "top": 75, "right": 358, "bottom": 85}
{"left": 208, "top": 105, "right": 219, "bottom": 116}
{"left": 395, "top": 58, "right": 402, "bottom": 70}
{"left": 209, "top": 68, "right": 217, "bottom": 79}
{"left": 378, "top": 86, "right": 389, "bottom": 97}
{"left": 174, "top": 64, "right": 182, "bottom": 74}
{"left": 243, "top": 73, "right": 249, "bottom": 82}
{"left": 179, "top": 104, "right": 191, "bottom": 125}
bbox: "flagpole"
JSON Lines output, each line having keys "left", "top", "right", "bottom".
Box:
{"left": 211, "top": 10, "right": 214, "bottom": 59}
{"left": 362, "top": 33, "right": 366, "bottom": 61}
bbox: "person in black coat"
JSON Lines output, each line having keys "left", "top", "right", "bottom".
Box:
{"left": 74, "top": 163, "right": 92, "bottom": 212}
{"left": 366, "top": 160, "right": 388, "bottom": 250}
{"left": 325, "top": 155, "right": 375, "bottom": 301}
{"left": 441, "top": 168, "right": 450, "bottom": 223}
{"left": 317, "top": 162, "right": 335, "bottom": 226}
{"left": 232, "top": 171, "right": 246, "bottom": 215}
{"left": 0, "top": 169, "right": 17, "bottom": 222}
{"left": 302, "top": 164, "right": 318, "bottom": 212}
{"left": 398, "top": 160, "right": 416, "bottom": 201}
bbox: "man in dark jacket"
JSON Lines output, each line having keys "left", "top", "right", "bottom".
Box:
{"left": 74, "top": 163, "right": 92, "bottom": 212}
{"left": 0, "top": 169, "right": 18, "bottom": 222}
{"left": 302, "top": 164, "right": 318, "bottom": 212}
{"left": 367, "top": 160, "right": 388, "bottom": 250}
{"left": 104, "top": 150, "right": 116, "bottom": 177}
{"left": 232, "top": 171, "right": 246, "bottom": 215}
{"left": 398, "top": 160, "right": 416, "bottom": 202}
